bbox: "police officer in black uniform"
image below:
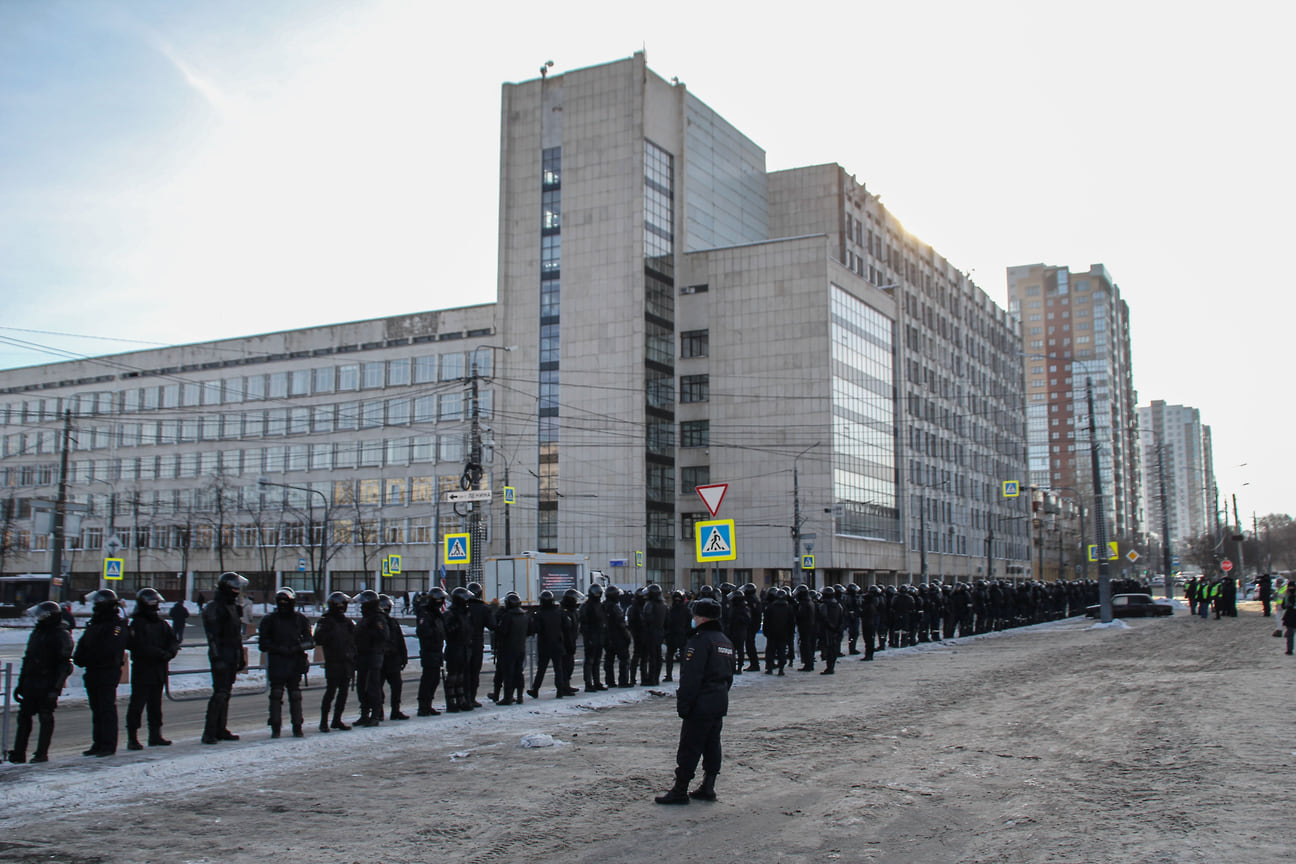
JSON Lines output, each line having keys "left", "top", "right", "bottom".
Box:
{"left": 74, "top": 588, "right": 128, "bottom": 756}
{"left": 794, "top": 585, "right": 817, "bottom": 671}
{"left": 560, "top": 588, "right": 581, "bottom": 692}
{"left": 494, "top": 591, "right": 529, "bottom": 704}
{"left": 443, "top": 586, "right": 475, "bottom": 712}
{"left": 378, "top": 594, "right": 410, "bottom": 720}
{"left": 125, "top": 587, "right": 179, "bottom": 749}
{"left": 414, "top": 587, "right": 445, "bottom": 715}
{"left": 258, "top": 586, "right": 313, "bottom": 738}
{"left": 742, "top": 584, "right": 763, "bottom": 670}
{"left": 528, "top": 590, "right": 575, "bottom": 698}
{"left": 314, "top": 591, "right": 356, "bottom": 731}
{"left": 6, "top": 600, "right": 73, "bottom": 764}
{"left": 465, "top": 582, "right": 492, "bottom": 708}
{"left": 664, "top": 589, "right": 692, "bottom": 682}
{"left": 655, "top": 596, "right": 734, "bottom": 805}
{"left": 642, "top": 584, "right": 668, "bottom": 685}
{"left": 763, "top": 587, "right": 795, "bottom": 674}
{"left": 603, "top": 585, "right": 632, "bottom": 687}
{"left": 353, "top": 590, "right": 387, "bottom": 726}
{"left": 202, "top": 572, "right": 248, "bottom": 744}
{"left": 817, "top": 586, "right": 843, "bottom": 674}
{"left": 579, "top": 584, "right": 608, "bottom": 692}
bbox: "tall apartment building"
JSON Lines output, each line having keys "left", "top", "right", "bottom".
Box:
{"left": 1006, "top": 263, "right": 1142, "bottom": 548}
{"left": 0, "top": 52, "right": 1033, "bottom": 596}
{"left": 1137, "top": 401, "right": 1214, "bottom": 547}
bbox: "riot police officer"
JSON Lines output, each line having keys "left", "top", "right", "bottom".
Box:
{"left": 258, "top": 586, "right": 313, "bottom": 738}
{"left": 580, "top": 583, "right": 608, "bottom": 692}
{"left": 6, "top": 601, "right": 73, "bottom": 764}
{"left": 202, "top": 572, "right": 248, "bottom": 745}
{"left": 603, "top": 585, "right": 632, "bottom": 687}
{"left": 664, "top": 589, "right": 692, "bottom": 682}
{"left": 443, "top": 587, "right": 476, "bottom": 712}
{"left": 125, "top": 587, "right": 179, "bottom": 749}
{"left": 74, "top": 588, "right": 128, "bottom": 756}
{"left": 528, "top": 590, "right": 576, "bottom": 698}
{"left": 494, "top": 591, "right": 529, "bottom": 704}
{"left": 353, "top": 590, "right": 387, "bottom": 726}
{"left": 314, "top": 591, "right": 356, "bottom": 731}
{"left": 378, "top": 594, "right": 409, "bottom": 720}
{"left": 415, "top": 587, "right": 445, "bottom": 715}
{"left": 642, "top": 584, "right": 668, "bottom": 685}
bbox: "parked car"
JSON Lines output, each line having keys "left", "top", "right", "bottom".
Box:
{"left": 1084, "top": 593, "right": 1174, "bottom": 618}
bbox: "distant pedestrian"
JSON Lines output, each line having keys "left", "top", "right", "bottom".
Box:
{"left": 169, "top": 600, "right": 190, "bottom": 644}
{"left": 1283, "top": 603, "right": 1296, "bottom": 655}
{"left": 655, "top": 596, "right": 735, "bottom": 805}
{"left": 1258, "top": 574, "right": 1273, "bottom": 617}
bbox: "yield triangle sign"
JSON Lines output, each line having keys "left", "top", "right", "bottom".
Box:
{"left": 696, "top": 483, "right": 728, "bottom": 518}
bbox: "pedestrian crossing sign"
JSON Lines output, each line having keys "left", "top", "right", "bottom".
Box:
{"left": 1002, "top": 480, "right": 1020, "bottom": 497}
{"left": 801, "top": 554, "right": 815, "bottom": 570}
{"left": 103, "top": 557, "right": 124, "bottom": 580}
{"left": 503, "top": 486, "right": 515, "bottom": 505}
{"left": 389, "top": 554, "right": 401, "bottom": 575}
{"left": 382, "top": 556, "right": 390, "bottom": 577}
{"left": 444, "top": 533, "right": 471, "bottom": 565}
{"left": 1088, "top": 542, "right": 1120, "bottom": 562}
{"left": 696, "top": 519, "right": 737, "bottom": 562}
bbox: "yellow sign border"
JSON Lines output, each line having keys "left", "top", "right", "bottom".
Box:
{"left": 444, "top": 533, "right": 471, "bottom": 565}
{"left": 103, "top": 557, "right": 124, "bottom": 580}
{"left": 695, "top": 519, "right": 737, "bottom": 562}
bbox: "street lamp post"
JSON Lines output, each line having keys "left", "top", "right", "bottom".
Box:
{"left": 462, "top": 345, "right": 514, "bottom": 585}
{"left": 259, "top": 479, "right": 329, "bottom": 600}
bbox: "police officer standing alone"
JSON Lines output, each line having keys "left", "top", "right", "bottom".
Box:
{"left": 257, "top": 586, "right": 313, "bottom": 738}
{"left": 202, "top": 572, "right": 248, "bottom": 745}
{"left": 6, "top": 601, "right": 73, "bottom": 764}
{"left": 125, "top": 587, "right": 179, "bottom": 749}
{"left": 655, "top": 596, "right": 734, "bottom": 805}
{"left": 74, "top": 589, "right": 128, "bottom": 756}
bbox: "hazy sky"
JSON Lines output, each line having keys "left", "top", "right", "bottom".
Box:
{"left": 2, "top": 0, "right": 1293, "bottom": 521}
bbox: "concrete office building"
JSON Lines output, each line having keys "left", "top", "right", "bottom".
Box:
{"left": 1137, "top": 401, "right": 1214, "bottom": 548}
{"left": 1, "top": 52, "right": 1033, "bottom": 596}
{"left": 1006, "top": 263, "right": 1142, "bottom": 550}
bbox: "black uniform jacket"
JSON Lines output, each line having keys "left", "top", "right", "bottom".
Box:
{"left": 676, "top": 620, "right": 734, "bottom": 720}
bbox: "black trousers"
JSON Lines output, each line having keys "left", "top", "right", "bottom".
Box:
{"left": 11, "top": 688, "right": 58, "bottom": 757}
{"left": 321, "top": 668, "right": 352, "bottom": 720}
{"left": 765, "top": 637, "right": 790, "bottom": 671}
{"left": 604, "top": 643, "right": 629, "bottom": 686}
{"left": 674, "top": 715, "right": 724, "bottom": 782}
{"left": 204, "top": 666, "right": 236, "bottom": 738}
{"left": 417, "top": 659, "right": 442, "bottom": 708}
{"left": 584, "top": 640, "right": 604, "bottom": 687}
{"left": 356, "top": 665, "right": 383, "bottom": 718}
{"left": 380, "top": 662, "right": 403, "bottom": 714}
{"left": 84, "top": 668, "right": 120, "bottom": 753}
{"left": 531, "top": 647, "right": 567, "bottom": 692}
{"left": 268, "top": 676, "right": 303, "bottom": 729}
{"left": 126, "top": 674, "right": 165, "bottom": 732}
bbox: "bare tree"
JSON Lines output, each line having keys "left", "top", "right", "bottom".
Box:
{"left": 200, "top": 471, "right": 239, "bottom": 573}
{"left": 0, "top": 494, "right": 17, "bottom": 576}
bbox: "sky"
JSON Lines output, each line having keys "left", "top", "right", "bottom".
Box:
{"left": 1, "top": 0, "right": 1293, "bottom": 520}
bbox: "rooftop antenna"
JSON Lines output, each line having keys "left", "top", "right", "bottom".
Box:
{"left": 540, "top": 59, "right": 554, "bottom": 79}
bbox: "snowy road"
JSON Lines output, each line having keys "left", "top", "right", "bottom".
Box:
{"left": 2, "top": 605, "right": 1293, "bottom": 863}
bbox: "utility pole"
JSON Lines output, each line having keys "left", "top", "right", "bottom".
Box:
{"left": 918, "top": 490, "right": 927, "bottom": 583}
{"left": 1157, "top": 444, "right": 1172, "bottom": 599}
{"left": 1232, "top": 493, "right": 1245, "bottom": 581}
{"left": 792, "top": 461, "right": 802, "bottom": 584}
{"left": 503, "top": 462, "right": 511, "bottom": 556}
{"left": 49, "top": 410, "right": 72, "bottom": 602}
{"left": 464, "top": 358, "right": 485, "bottom": 585}
{"left": 985, "top": 516, "right": 994, "bottom": 581}
{"left": 1087, "top": 378, "right": 1112, "bottom": 622}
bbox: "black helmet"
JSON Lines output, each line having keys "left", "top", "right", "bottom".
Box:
{"left": 588, "top": 583, "right": 604, "bottom": 599}
{"left": 275, "top": 586, "right": 297, "bottom": 611}
{"left": 217, "top": 572, "right": 248, "bottom": 596}
{"left": 427, "top": 586, "right": 447, "bottom": 604}
{"left": 671, "top": 589, "right": 686, "bottom": 601}
{"left": 450, "top": 586, "right": 471, "bottom": 605}
{"left": 356, "top": 589, "right": 380, "bottom": 612}
{"left": 135, "top": 587, "right": 163, "bottom": 609}
{"left": 794, "top": 584, "right": 809, "bottom": 599}
{"left": 504, "top": 592, "right": 522, "bottom": 609}
{"left": 467, "top": 582, "right": 483, "bottom": 598}
{"left": 562, "top": 588, "right": 580, "bottom": 608}
{"left": 87, "top": 588, "right": 118, "bottom": 611}
{"left": 646, "top": 584, "right": 663, "bottom": 599}
{"left": 30, "top": 600, "right": 63, "bottom": 623}
{"left": 378, "top": 594, "right": 393, "bottom": 614}
{"left": 326, "top": 591, "right": 351, "bottom": 614}
{"left": 605, "top": 584, "right": 621, "bottom": 601}
{"left": 719, "top": 582, "right": 735, "bottom": 595}
{"left": 539, "top": 590, "right": 555, "bottom": 606}
{"left": 846, "top": 583, "right": 861, "bottom": 594}
{"left": 698, "top": 584, "right": 715, "bottom": 598}
{"left": 743, "top": 583, "right": 758, "bottom": 597}
{"left": 691, "top": 597, "right": 722, "bottom": 619}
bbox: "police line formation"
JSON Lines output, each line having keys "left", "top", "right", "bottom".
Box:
{"left": 2, "top": 571, "right": 1224, "bottom": 765}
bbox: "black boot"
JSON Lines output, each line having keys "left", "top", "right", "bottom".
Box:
{"left": 689, "top": 772, "right": 718, "bottom": 801}
{"left": 148, "top": 729, "right": 172, "bottom": 746}
{"left": 320, "top": 710, "right": 331, "bottom": 734}
{"left": 7, "top": 750, "right": 25, "bottom": 763}
{"left": 127, "top": 730, "right": 143, "bottom": 751}
{"left": 655, "top": 777, "right": 691, "bottom": 805}
{"left": 270, "top": 724, "right": 282, "bottom": 739}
